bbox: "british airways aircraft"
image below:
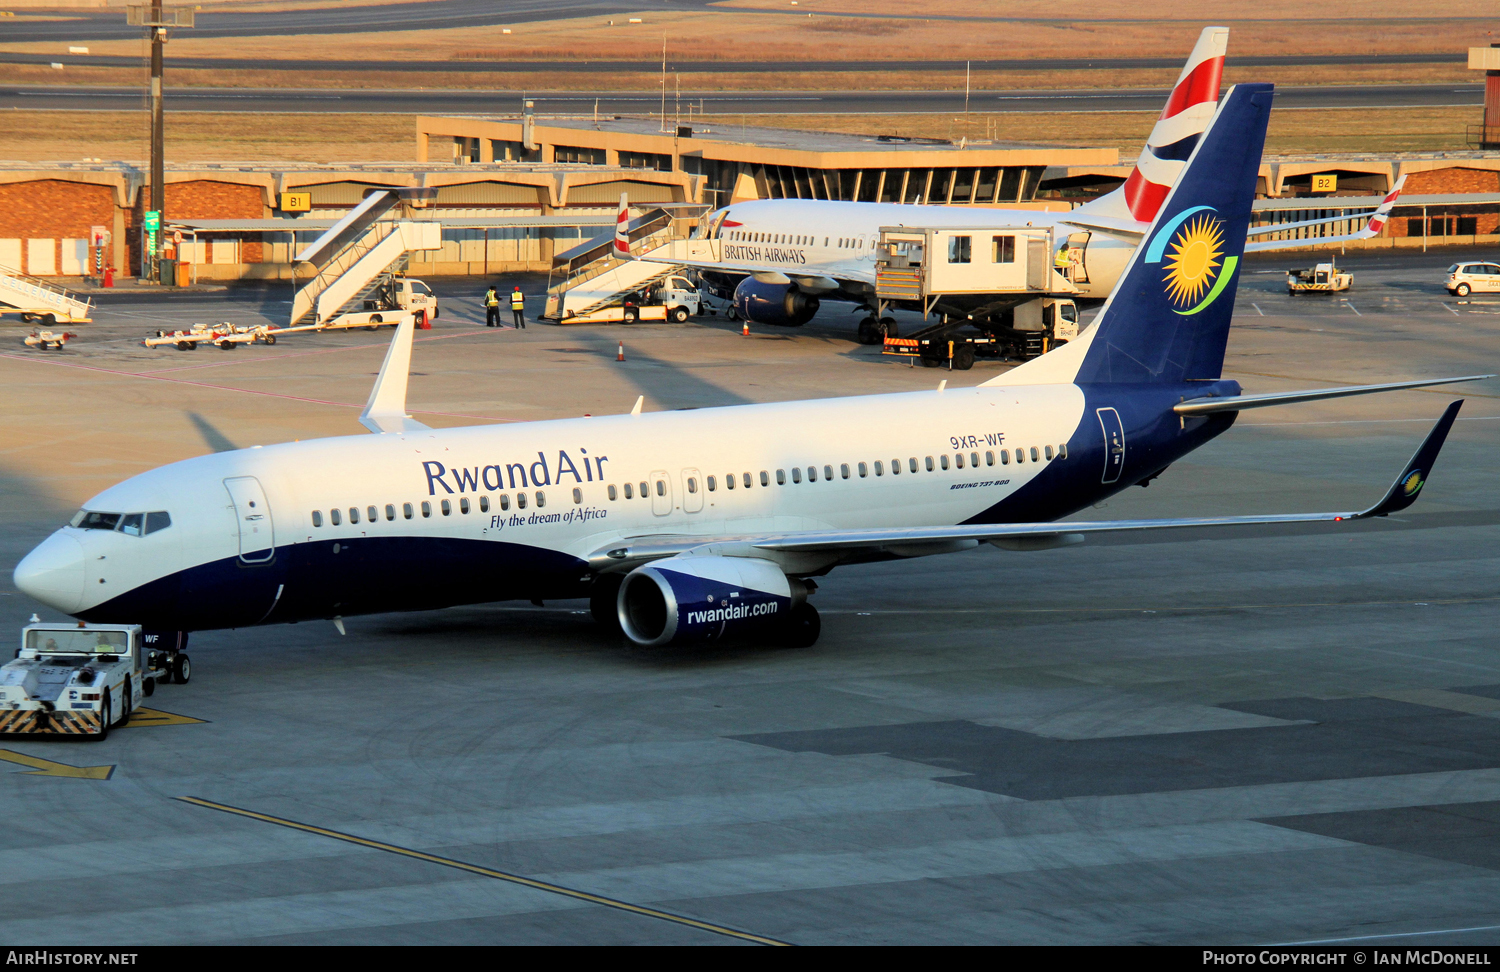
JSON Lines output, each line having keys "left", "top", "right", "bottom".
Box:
{"left": 655, "top": 28, "right": 1400, "bottom": 337}
{"left": 11, "top": 83, "right": 1483, "bottom": 650}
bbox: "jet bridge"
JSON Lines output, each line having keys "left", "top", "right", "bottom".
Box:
{"left": 290, "top": 188, "right": 441, "bottom": 327}
{"left": 874, "top": 224, "right": 1079, "bottom": 322}
{"left": 0, "top": 264, "right": 92, "bottom": 324}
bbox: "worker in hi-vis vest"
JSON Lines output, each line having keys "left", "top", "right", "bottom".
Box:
{"left": 511, "top": 286, "right": 526, "bottom": 329}
{"left": 484, "top": 286, "right": 500, "bottom": 327}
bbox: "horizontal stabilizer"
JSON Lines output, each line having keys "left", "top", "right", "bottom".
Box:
{"left": 359, "top": 315, "right": 431, "bottom": 434}
{"left": 1173, "top": 374, "right": 1492, "bottom": 415}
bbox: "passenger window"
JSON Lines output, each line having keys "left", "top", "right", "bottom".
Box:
{"left": 517, "top": 492, "right": 528, "bottom": 510}
{"left": 572, "top": 487, "right": 583, "bottom": 504}
{"left": 536, "top": 491, "right": 546, "bottom": 508}
{"left": 349, "top": 507, "right": 360, "bottom": 524}
{"left": 874, "top": 461, "right": 884, "bottom": 476}
{"left": 760, "top": 471, "right": 770, "bottom": 486}
{"left": 777, "top": 469, "right": 787, "bottom": 485}
{"left": 746, "top": 472, "right": 754, "bottom": 488}
{"left": 641, "top": 481, "right": 650, "bottom": 497}
{"left": 655, "top": 480, "right": 665, "bottom": 496}
{"left": 624, "top": 482, "right": 633, "bottom": 499}
{"left": 947, "top": 235, "right": 972, "bottom": 264}
{"left": 841, "top": 463, "right": 850, "bottom": 479}
{"left": 940, "top": 455, "right": 950, "bottom": 470}
{"left": 1000, "top": 450, "right": 1010, "bottom": 465}
{"left": 858, "top": 462, "right": 868, "bottom": 478}
{"left": 440, "top": 500, "right": 451, "bottom": 516}
{"left": 312, "top": 511, "right": 323, "bottom": 528}
{"left": 459, "top": 497, "right": 469, "bottom": 514}
{"left": 926, "top": 456, "right": 934, "bottom": 471}
{"left": 687, "top": 477, "right": 699, "bottom": 493}
{"left": 478, "top": 496, "right": 489, "bottom": 513}
{"left": 1030, "top": 447, "right": 1040, "bottom": 462}
{"left": 608, "top": 484, "right": 618, "bottom": 500}
{"left": 971, "top": 452, "right": 980, "bottom": 467}
{"left": 807, "top": 466, "right": 817, "bottom": 482}
{"left": 331, "top": 508, "right": 342, "bottom": 525}
{"left": 500, "top": 494, "right": 510, "bottom": 511}
{"left": 955, "top": 453, "right": 965, "bottom": 469}
{"left": 403, "top": 502, "right": 413, "bottom": 519}
{"left": 992, "top": 235, "right": 1015, "bottom": 264}
{"left": 367, "top": 505, "right": 378, "bottom": 522}
{"left": 118, "top": 513, "right": 143, "bottom": 536}
{"left": 791, "top": 468, "right": 801, "bottom": 483}
{"left": 725, "top": 475, "right": 734, "bottom": 490}
{"left": 421, "top": 502, "right": 431, "bottom": 517}
{"left": 1059, "top": 443, "right": 1068, "bottom": 459}
{"left": 909, "top": 458, "right": 918, "bottom": 473}
{"left": 1044, "top": 445, "right": 1054, "bottom": 460}
{"left": 1015, "top": 448, "right": 1024, "bottom": 463}
{"left": 707, "top": 475, "right": 717, "bottom": 491}
{"left": 889, "top": 459, "right": 899, "bottom": 475}
{"left": 145, "top": 511, "right": 171, "bottom": 534}
{"left": 985, "top": 451, "right": 995, "bottom": 466}
{"left": 824, "top": 464, "right": 833, "bottom": 481}
{"left": 386, "top": 503, "right": 396, "bottom": 520}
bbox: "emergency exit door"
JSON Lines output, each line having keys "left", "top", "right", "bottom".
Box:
{"left": 681, "top": 468, "right": 704, "bottom": 513}
{"left": 224, "top": 476, "right": 275, "bottom": 563}
{"left": 1097, "top": 408, "right": 1125, "bottom": 484}
{"left": 649, "top": 469, "right": 672, "bottom": 516}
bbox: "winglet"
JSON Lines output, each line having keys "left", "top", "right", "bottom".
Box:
{"left": 359, "top": 315, "right": 431, "bottom": 434}
{"left": 614, "top": 192, "right": 633, "bottom": 261}
{"left": 630, "top": 395, "right": 643, "bottom": 416}
{"left": 1355, "top": 400, "right": 1462, "bottom": 518}
{"left": 1361, "top": 174, "right": 1406, "bottom": 239}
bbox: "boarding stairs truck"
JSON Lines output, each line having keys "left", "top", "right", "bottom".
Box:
{"left": 873, "top": 224, "right": 1081, "bottom": 369}
{"left": 543, "top": 207, "right": 701, "bottom": 324}
{"left": 0, "top": 621, "right": 186, "bottom": 738}
{"left": 0, "top": 264, "right": 92, "bottom": 325}
{"left": 290, "top": 187, "right": 441, "bottom": 330}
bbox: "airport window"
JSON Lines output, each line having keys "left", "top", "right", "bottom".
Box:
{"left": 349, "top": 507, "right": 360, "bottom": 524}
{"left": 145, "top": 511, "right": 171, "bottom": 534}
{"left": 440, "top": 500, "right": 451, "bottom": 516}
{"left": 421, "top": 501, "right": 431, "bottom": 517}
{"left": 536, "top": 491, "right": 546, "bottom": 508}
{"left": 777, "top": 469, "right": 787, "bottom": 485}
{"left": 500, "top": 494, "right": 510, "bottom": 511}
{"left": 1031, "top": 447, "right": 1040, "bottom": 462}
{"left": 367, "top": 505, "right": 378, "bottom": 522}
{"left": 955, "top": 453, "right": 965, "bottom": 469}
{"left": 874, "top": 461, "right": 884, "bottom": 476}
{"left": 1015, "top": 449, "right": 1024, "bottom": 464}
{"left": 947, "top": 236, "right": 972, "bottom": 264}
{"left": 858, "top": 462, "right": 868, "bottom": 478}
{"left": 760, "top": 471, "right": 770, "bottom": 486}
{"left": 985, "top": 451, "right": 995, "bottom": 466}
{"left": 403, "top": 502, "right": 413, "bottom": 519}
{"left": 1000, "top": 450, "right": 1010, "bottom": 465}
{"left": 478, "top": 496, "right": 488, "bottom": 513}
{"left": 331, "top": 508, "right": 342, "bottom": 525}
{"left": 931, "top": 169, "right": 954, "bottom": 205}
{"left": 1059, "top": 443, "right": 1068, "bottom": 459}
{"left": 841, "top": 463, "right": 850, "bottom": 479}
{"left": 655, "top": 480, "right": 665, "bottom": 496}
{"left": 925, "top": 456, "right": 934, "bottom": 471}
{"left": 459, "top": 497, "right": 470, "bottom": 514}
{"left": 573, "top": 487, "right": 583, "bottom": 504}
{"left": 998, "top": 167, "right": 1024, "bottom": 203}
{"left": 311, "top": 511, "right": 323, "bottom": 528}
{"left": 1045, "top": 446, "right": 1054, "bottom": 460}
{"left": 517, "top": 492, "right": 528, "bottom": 510}
{"left": 975, "top": 167, "right": 999, "bottom": 204}
{"left": 385, "top": 503, "right": 396, "bottom": 520}
{"left": 554, "top": 145, "right": 605, "bottom": 165}
{"left": 791, "top": 468, "right": 801, "bottom": 483}
{"left": 993, "top": 236, "right": 1015, "bottom": 264}
{"left": 687, "top": 477, "right": 698, "bottom": 493}
{"left": 940, "top": 455, "right": 950, "bottom": 470}
{"left": 623, "top": 482, "right": 633, "bottom": 499}
{"left": 908, "top": 458, "right": 918, "bottom": 473}
{"left": 970, "top": 452, "right": 980, "bottom": 467}
{"left": 952, "top": 168, "right": 976, "bottom": 203}
{"left": 889, "top": 459, "right": 899, "bottom": 475}
{"left": 119, "top": 513, "right": 143, "bottom": 536}
{"left": 608, "top": 484, "right": 618, "bottom": 500}
{"left": 707, "top": 475, "right": 717, "bottom": 491}
{"left": 823, "top": 464, "right": 833, "bottom": 481}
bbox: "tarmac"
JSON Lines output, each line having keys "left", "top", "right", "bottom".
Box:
{"left": 2, "top": 248, "right": 1500, "bottom": 944}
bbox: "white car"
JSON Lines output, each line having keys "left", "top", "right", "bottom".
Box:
{"left": 1445, "top": 262, "right": 1500, "bottom": 297}
{"left": 0, "top": 622, "right": 185, "bottom": 738}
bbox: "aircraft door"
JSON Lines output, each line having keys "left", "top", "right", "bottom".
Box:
{"left": 223, "top": 476, "right": 275, "bottom": 563}
{"left": 650, "top": 469, "right": 672, "bottom": 516}
{"left": 1096, "top": 408, "right": 1125, "bottom": 484}
{"left": 681, "top": 468, "right": 704, "bottom": 513}
{"left": 1066, "top": 232, "right": 1090, "bottom": 283}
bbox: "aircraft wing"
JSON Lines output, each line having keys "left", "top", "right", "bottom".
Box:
{"left": 591, "top": 401, "right": 1462, "bottom": 569}
{"left": 1056, "top": 212, "right": 1151, "bottom": 240}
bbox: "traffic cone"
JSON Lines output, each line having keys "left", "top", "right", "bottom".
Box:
{"left": 742, "top": 321, "right": 749, "bottom": 337}
{"left": 617, "top": 341, "right": 625, "bottom": 362}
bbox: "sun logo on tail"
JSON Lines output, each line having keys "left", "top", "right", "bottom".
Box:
{"left": 1162, "top": 214, "right": 1225, "bottom": 309}
{"left": 1402, "top": 470, "right": 1424, "bottom": 497}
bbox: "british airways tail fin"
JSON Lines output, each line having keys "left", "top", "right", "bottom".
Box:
{"left": 1072, "top": 26, "right": 1227, "bottom": 228}
{"left": 987, "top": 83, "right": 1273, "bottom": 388}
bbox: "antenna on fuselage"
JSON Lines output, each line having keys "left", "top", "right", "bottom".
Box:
{"left": 631, "top": 395, "right": 643, "bottom": 416}
{"left": 360, "top": 315, "right": 431, "bottom": 434}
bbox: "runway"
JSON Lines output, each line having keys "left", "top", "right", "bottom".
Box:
{"left": 1, "top": 82, "right": 1481, "bottom": 115}
{"left": 4, "top": 248, "right": 1500, "bottom": 943}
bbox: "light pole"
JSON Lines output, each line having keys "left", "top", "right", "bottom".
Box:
{"left": 127, "top": 3, "right": 193, "bottom": 283}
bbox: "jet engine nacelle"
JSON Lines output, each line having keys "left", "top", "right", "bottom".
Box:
{"left": 617, "top": 556, "right": 805, "bottom": 647}
{"left": 732, "top": 278, "right": 820, "bottom": 327}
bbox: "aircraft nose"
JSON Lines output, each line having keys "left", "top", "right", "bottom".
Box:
{"left": 13, "top": 532, "right": 86, "bottom": 614}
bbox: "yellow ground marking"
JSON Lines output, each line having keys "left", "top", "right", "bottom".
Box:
{"left": 124, "top": 707, "right": 207, "bottom": 728}
{"left": 175, "top": 796, "right": 792, "bottom": 946}
{"left": 0, "top": 749, "right": 114, "bottom": 779}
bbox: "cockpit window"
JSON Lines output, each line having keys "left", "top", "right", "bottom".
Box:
{"left": 69, "top": 510, "right": 172, "bottom": 535}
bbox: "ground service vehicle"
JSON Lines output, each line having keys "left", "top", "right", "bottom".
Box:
{"left": 0, "top": 622, "right": 187, "bottom": 737}
{"left": 883, "top": 297, "right": 1080, "bottom": 370}
{"left": 655, "top": 275, "right": 702, "bottom": 323}
{"left": 24, "top": 329, "right": 75, "bottom": 350}
{"left": 1287, "top": 261, "right": 1353, "bottom": 294}
{"left": 1446, "top": 262, "right": 1500, "bottom": 297}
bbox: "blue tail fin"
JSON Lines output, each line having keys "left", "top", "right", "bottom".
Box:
{"left": 1075, "top": 83, "right": 1273, "bottom": 385}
